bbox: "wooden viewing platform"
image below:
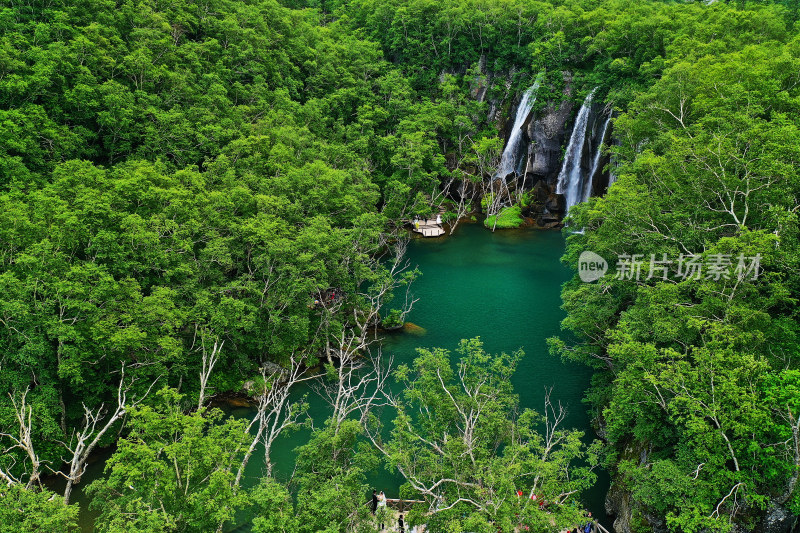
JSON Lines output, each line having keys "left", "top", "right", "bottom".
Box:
{"left": 410, "top": 206, "right": 446, "bottom": 238}
{"left": 384, "top": 498, "right": 425, "bottom": 511}
{"left": 412, "top": 219, "right": 445, "bottom": 237}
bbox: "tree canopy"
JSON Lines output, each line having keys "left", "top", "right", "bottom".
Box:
{"left": 1, "top": 0, "right": 799, "bottom": 531}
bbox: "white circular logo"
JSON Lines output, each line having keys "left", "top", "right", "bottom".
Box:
{"left": 578, "top": 251, "right": 608, "bottom": 282}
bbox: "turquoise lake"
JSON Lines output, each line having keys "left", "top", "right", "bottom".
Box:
{"left": 234, "top": 221, "right": 610, "bottom": 526}
{"left": 71, "top": 221, "right": 610, "bottom": 531}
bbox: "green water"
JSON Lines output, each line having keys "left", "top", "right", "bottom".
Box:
{"left": 70, "top": 221, "right": 610, "bottom": 530}
{"left": 233, "top": 222, "right": 609, "bottom": 521}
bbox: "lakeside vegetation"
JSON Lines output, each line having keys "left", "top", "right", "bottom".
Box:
{"left": 484, "top": 205, "right": 525, "bottom": 229}
{"left": 0, "top": 0, "right": 799, "bottom": 531}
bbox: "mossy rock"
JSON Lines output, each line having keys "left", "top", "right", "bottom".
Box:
{"left": 484, "top": 205, "right": 525, "bottom": 229}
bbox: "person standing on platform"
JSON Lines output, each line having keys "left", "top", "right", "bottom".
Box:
{"left": 376, "top": 491, "right": 388, "bottom": 530}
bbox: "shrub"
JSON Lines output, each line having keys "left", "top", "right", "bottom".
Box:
{"left": 484, "top": 205, "right": 525, "bottom": 229}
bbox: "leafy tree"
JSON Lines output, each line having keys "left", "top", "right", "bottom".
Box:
{"left": 2, "top": 0, "right": 800, "bottom": 530}
{"left": 554, "top": 19, "right": 800, "bottom": 531}
{"left": 87, "top": 388, "right": 253, "bottom": 532}
{"left": 0, "top": 484, "right": 79, "bottom": 533}
{"left": 370, "top": 338, "right": 599, "bottom": 532}
{"left": 293, "top": 419, "right": 379, "bottom": 533}
{"left": 250, "top": 478, "right": 300, "bottom": 533}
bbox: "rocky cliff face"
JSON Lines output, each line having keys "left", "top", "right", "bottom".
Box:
{"left": 524, "top": 73, "right": 575, "bottom": 188}
{"left": 469, "top": 55, "right": 515, "bottom": 145}
{"left": 517, "top": 75, "right": 613, "bottom": 225}
{"left": 606, "top": 483, "right": 800, "bottom": 533}
{"left": 467, "top": 65, "right": 615, "bottom": 226}
{"left": 604, "top": 437, "right": 800, "bottom": 533}
{"left": 757, "top": 503, "right": 799, "bottom": 533}
{"left": 521, "top": 73, "right": 574, "bottom": 226}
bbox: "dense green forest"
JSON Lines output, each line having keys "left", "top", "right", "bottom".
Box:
{"left": 0, "top": 0, "right": 798, "bottom": 531}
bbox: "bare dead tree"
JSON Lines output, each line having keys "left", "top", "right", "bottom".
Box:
{"left": 362, "top": 365, "right": 590, "bottom": 518}
{"left": 0, "top": 465, "right": 15, "bottom": 487}
{"left": 486, "top": 177, "right": 515, "bottom": 231}
{"left": 528, "top": 388, "right": 569, "bottom": 500}
{"left": 366, "top": 359, "right": 510, "bottom": 514}
{"left": 234, "top": 355, "right": 312, "bottom": 485}
{"left": 361, "top": 387, "right": 492, "bottom": 513}
{"left": 198, "top": 338, "right": 223, "bottom": 409}
{"left": 315, "top": 238, "right": 416, "bottom": 435}
{"left": 466, "top": 138, "right": 507, "bottom": 231}
{"left": 710, "top": 482, "right": 746, "bottom": 523}
{"left": 57, "top": 364, "right": 160, "bottom": 504}
{"left": 318, "top": 348, "right": 394, "bottom": 436}
{"left": 777, "top": 404, "right": 800, "bottom": 505}
{"left": 0, "top": 388, "right": 42, "bottom": 489}
{"left": 360, "top": 356, "right": 488, "bottom": 512}
{"left": 427, "top": 110, "right": 487, "bottom": 234}
{"left": 437, "top": 172, "right": 482, "bottom": 235}
{"left": 219, "top": 247, "right": 409, "bottom": 482}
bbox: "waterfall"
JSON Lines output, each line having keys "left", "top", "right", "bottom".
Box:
{"left": 556, "top": 88, "right": 597, "bottom": 212}
{"left": 581, "top": 113, "right": 612, "bottom": 203}
{"left": 496, "top": 79, "right": 541, "bottom": 179}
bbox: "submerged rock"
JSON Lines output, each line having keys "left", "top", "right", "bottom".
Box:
{"left": 402, "top": 322, "right": 427, "bottom": 336}
{"left": 214, "top": 396, "right": 253, "bottom": 408}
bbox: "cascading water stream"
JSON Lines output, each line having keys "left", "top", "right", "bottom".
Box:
{"left": 496, "top": 79, "right": 541, "bottom": 179}
{"left": 581, "top": 113, "right": 612, "bottom": 203}
{"left": 556, "top": 88, "right": 597, "bottom": 213}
